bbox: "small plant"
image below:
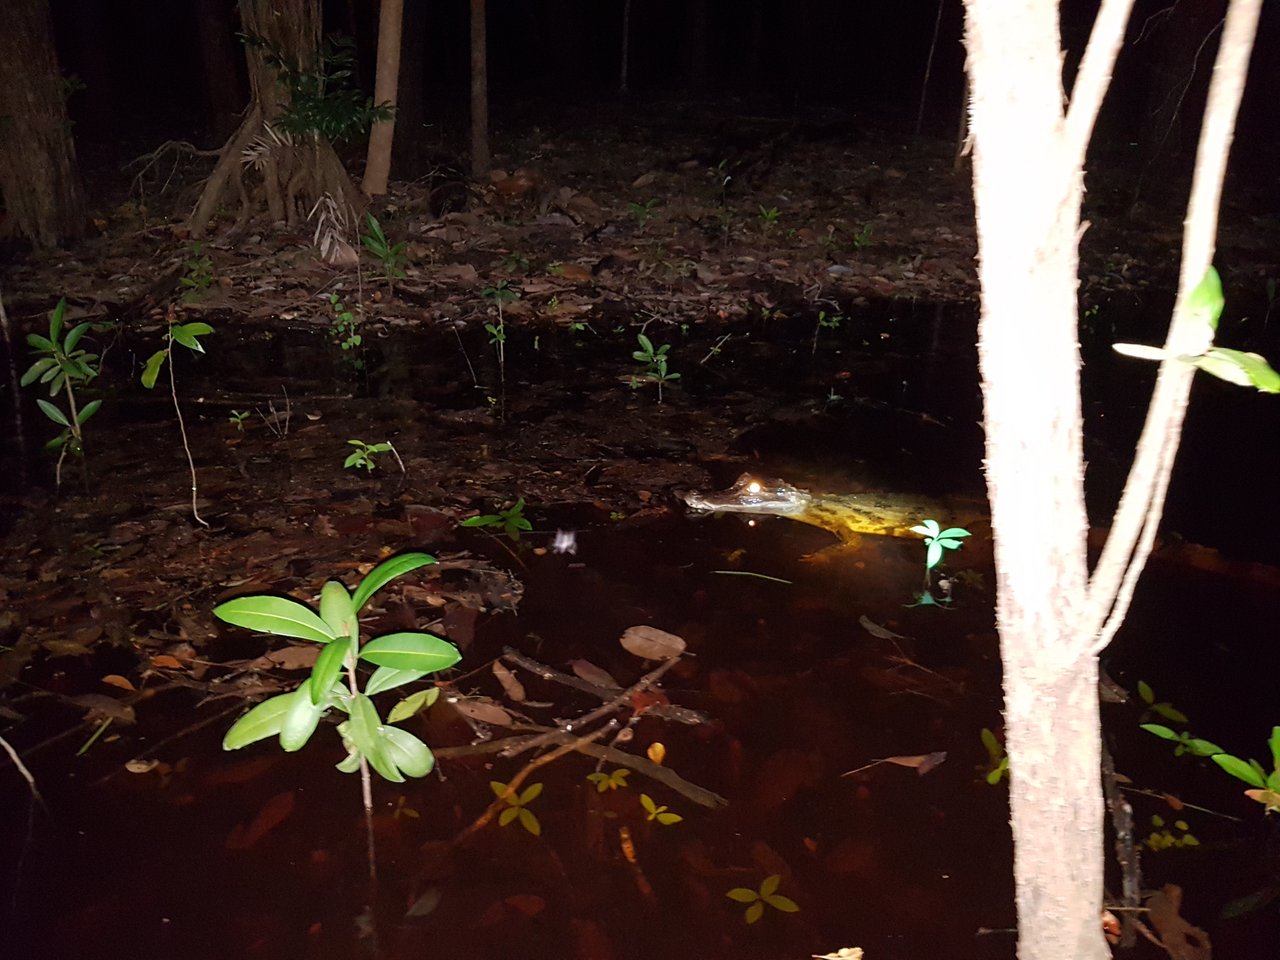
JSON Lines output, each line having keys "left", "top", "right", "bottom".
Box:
{"left": 361, "top": 212, "right": 408, "bottom": 292}
{"left": 726, "top": 875, "right": 799, "bottom": 925}
{"left": 326, "top": 293, "right": 363, "bottom": 369}
{"left": 757, "top": 205, "right": 781, "bottom": 227}
{"left": 1208, "top": 726, "right": 1280, "bottom": 813}
{"left": 851, "top": 222, "right": 874, "bottom": 249}
{"left": 142, "top": 316, "right": 215, "bottom": 525}
{"left": 1144, "top": 814, "right": 1199, "bottom": 851}
{"left": 228, "top": 410, "right": 250, "bottom": 431}
{"left": 981, "top": 727, "right": 1009, "bottom": 784}
{"left": 460, "top": 496, "right": 533, "bottom": 541}
{"left": 482, "top": 279, "right": 519, "bottom": 392}
{"left": 214, "top": 553, "right": 459, "bottom": 822}
{"left": 587, "top": 768, "right": 631, "bottom": 792}
{"left": 491, "top": 780, "right": 543, "bottom": 835}
{"left": 908, "top": 519, "right": 971, "bottom": 606}
{"left": 811, "top": 309, "right": 844, "bottom": 354}
{"left": 628, "top": 198, "right": 659, "bottom": 224}
{"left": 498, "top": 252, "right": 530, "bottom": 274}
{"left": 640, "top": 793, "right": 683, "bottom": 825}
{"left": 1135, "top": 680, "right": 1189, "bottom": 725}
{"left": 344, "top": 439, "right": 396, "bottom": 473}
{"left": 709, "top": 159, "right": 732, "bottom": 205}
{"left": 631, "top": 333, "right": 680, "bottom": 403}
{"left": 1141, "top": 723, "right": 1223, "bottom": 758}
{"left": 180, "top": 242, "right": 215, "bottom": 303}
{"left": 20, "top": 298, "right": 103, "bottom": 486}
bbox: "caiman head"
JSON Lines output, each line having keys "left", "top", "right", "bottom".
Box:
{"left": 678, "top": 473, "right": 814, "bottom": 517}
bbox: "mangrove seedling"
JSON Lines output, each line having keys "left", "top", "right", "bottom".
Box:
{"left": 811, "top": 309, "right": 844, "bottom": 354}
{"left": 628, "top": 198, "right": 659, "bottom": 224}
{"left": 851, "top": 223, "right": 874, "bottom": 249}
{"left": 180, "top": 242, "right": 215, "bottom": 303}
{"left": 228, "top": 410, "right": 250, "bottom": 431}
{"left": 1144, "top": 814, "right": 1199, "bottom": 851}
{"left": 908, "top": 519, "right": 971, "bottom": 606}
{"left": 631, "top": 333, "right": 680, "bottom": 403}
{"left": 1140, "top": 723, "right": 1224, "bottom": 759}
{"left": 641, "top": 793, "right": 683, "bottom": 825}
{"left": 326, "top": 293, "right": 363, "bottom": 369}
{"left": 1136, "top": 680, "right": 1189, "bottom": 725}
{"left": 460, "top": 496, "right": 533, "bottom": 541}
{"left": 482, "top": 279, "right": 519, "bottom": 393}
{"left": 758, "top": 205, "right": 781, "bottom": 228}
{"left": 587, "top": 768, "right": 631, "bottom": 792}
{"left": 344, "top": 439, "right": 399, "bottom": 473}
{"left": 1209, "top": 726, "right": 1280, "bottom": 813}
{"left": 143, "top": 318, "right": 215, "bottom": 525}
{"left": 361, "top": 212, "right": 407, "bottom": 292}
{"left": 20, "top": 298, "right": 103, "bottom": 487}
{"left": 214, "top": 553, "right": 460, "bottom": 818}
{"left": 726, "top": 875, "right": 800, "bottom": 925}
{"left": 491, "top": 780, "right": 543, "bottom": 835}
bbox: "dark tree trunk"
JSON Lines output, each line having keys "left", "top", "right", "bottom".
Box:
{"left": 189, "top": 0, "right": 364, "bottom": 238}
{"left": 392, "top": 0, "right": 429, "bottom": 176}
{"left": 683, "top": 0, "right": 710, "bottom": 92}
{"left": 194, "top": 0, "right": 245, "bottom": 143}
{"left": 469, "top": 0, "right": 489, "bottom": 178}
{"left": 0, "top": 0, "right": 86, "bottom": 249}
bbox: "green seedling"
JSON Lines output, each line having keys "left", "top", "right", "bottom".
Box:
{"left": 628, "top": 198, "right": 659, "bottom": 223}
{"left": 344, "top": 439, "right": 396, "bottom": 473}
{"left": 482, "top": 279, "right": 519, "bottom": 396}
{"left": 460, "top": 496, "right": 533, "bottom": 541}
{"left": 1136, "top": 680, "right": 1189, "bottom": 725}
{"left": 491, "top": 780, "right": 543, "bottom": 835}
{"left": 1141, "top": 723, "right": 1224, "bottom": 758}
{"left": 1208, "top": 726, "right": 1280, "bottom": 813}
{"left": 498, "top": 252, "right": 530, "bottom": 274}
{"left": 851, "top": 223, "right": 874, "bottom": 249}
{"left": 228, "top": 410, "right": 250, "bottom": 431}
{"left": 214, "top": 553, "right": 458, "bottom": 852}
{"left": 641, "top": 793, "right": 683, "bottom": 825}
{"left": 1115, "top": 268, "right": 1280, "bottom": 393}
{"left": 1144, "top": 814, "right": 1199, "bottom": 851}
{"left": 180, "top": 242, "right": 215, "bottom": 303}
{"left": 726, "top": 875, "right": 799, "bottom": 925}
{"left": 326, "top": 293, "right": 363, "bottom": 369}
{"left": 908, "top": 519, "right": 971, "bottom": 606}
{"left": 758, "top": 205, "right": 781, "bottom": 227}
{"left": 709, "top": 159, "right": 732, "bottom": 205}
{"left": 981, "top": 727, "right": 1009, "bottom": 785}
{"left": 21, "top": 298, "right": 103, "bottom": 486}
{"left": 811, "top": 309, "right": 844, "bottom": 354}
{"left": 361, "top": 212, "right": 408, "bottom": 292}
{"left": 631, "top": 333, "right": 680, "bottom": 403}
{"left": 587, "top": 768, "right": 631, "bottom": 792}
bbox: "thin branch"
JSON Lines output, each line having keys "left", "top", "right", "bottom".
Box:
{"left": 1085, "top": 0, "right": 1263, "bottom": 652}
{"left": 1064, "top": 0, "right": 1138, "bottom": 166}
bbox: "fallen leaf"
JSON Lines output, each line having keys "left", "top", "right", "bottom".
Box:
{"left": 101, "top": 674, "right": 136, "bottom": 692}
{"left": 491, "top": 660, "right": 526, "bottom": 702}
{"left": 883, "top": 751, "right": 948, "bottom": 776}
{"left": 450, "top": 698, "right": 514, "bottom": 726}
{"left": 264, "top": 644, "right": 321, "bottom": 670}
{"left": 149, "top": 654, "right": 185, "bottom": 669}
{"left": 569, "top": 659, "right": 620, "bottom": 690}
{"left": 646, "top": 742, "right": 666, "bottom": 765}
{"left": 620, "top": 625, "right": 685, "bottom": 661}
{"left": 226, "top": 790, "right": 296, "bottom": 850}
{"left": 859, "top": 615, "right": 907, "bottom": 640}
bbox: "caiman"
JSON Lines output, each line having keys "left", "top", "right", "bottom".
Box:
{"left": 679, "top": 473, "right": 989, "bottom": 546}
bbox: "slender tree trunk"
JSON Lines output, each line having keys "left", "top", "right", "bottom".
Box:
{"left": 469, "top": 0, "right": 490, "bottom": 179}
{"left": 364, "top": 0, "right": 405, "bottom": 196}
{"left": 0, "top": 0, "right": 86, "bottom": 249}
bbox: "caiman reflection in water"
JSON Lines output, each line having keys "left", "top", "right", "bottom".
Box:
{"left": 679, "top": 473, "right": 988, "bottom": 546}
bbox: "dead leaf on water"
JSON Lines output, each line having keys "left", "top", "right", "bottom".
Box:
{"left": 620, "top": 625, "right": 685, "bottom": 661}
{"left": 225, "top": 790, "right": 296, "bottom": 850}
{"left": 101, "top": 674, "right": 136, "bottom": 692}
{"left": 492, "top": 660, "right": 526, "bottom": 702}
{"left": 859, "top": 615, "right": 907, "bottom": 640}
{"left": 883, "top": 751, "right": 948, "bottom": 776}
{"left": 263, "top": 644, "right": 321, "bottom": 670}
{"left": 450, "top": 698, "right": 514, "bottom": 726}
{"left": 569, "top": 658, "right": 620, "bottom": 690}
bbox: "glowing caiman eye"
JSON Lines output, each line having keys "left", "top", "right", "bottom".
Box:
{"left": 747, "top": 481, "right": 761, "bottom": 494}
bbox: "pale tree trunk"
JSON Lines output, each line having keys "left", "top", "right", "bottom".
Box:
{"left": 469, "top": 0, "right": 490, "bottom": 179}
{"left": 962, "top": 1, "right": 1262, "bottom": 958}
{"left": 0, "top": 0, "right": 86, "bottom": 248}
{"left": 363, "top": 0, "right": 404, "bottom": 197}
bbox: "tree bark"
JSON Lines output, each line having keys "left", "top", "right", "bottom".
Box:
{"left": 194, "top": 0, "right": 245, "bottom": 143}
{"left": 0, "top": 0, "right": 86, "bottom": 249}
{"left": 363, "top": 0, "right": 405, "bottom": 197}
{"left": 469, "top": 0, "right": 490, "bottom": 179}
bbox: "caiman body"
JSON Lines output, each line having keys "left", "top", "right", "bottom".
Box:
{"left": 679, "top": 473, "right": 988, "bottom": 545}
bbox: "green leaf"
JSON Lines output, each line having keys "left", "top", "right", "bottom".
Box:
{"left": 36, "top": 399, "right": 69, "bottom": 426}
{"left": 1113, "top": 342, "right": 1170, "bottom": 362}
{"left": 360, "top": 632, "right": 461, "bottom": 672}
{"left": 937, "top": 528, "right": 971, "bottom": 540}
{"left": 319, "top": 580, "right": 357, "bottom": 638}
{"left": 62, "top": 321, "right": 92, "bottom": 354}
{"left": 1269, "top": 726, "right": 1280, "bottom": 770}
{"left": 223, "top": 693, "right": 295, "bottom": 750}
{"left": 309, "top": 634, "right": 351, "bottom": 704}
{"left": 1141, "top": 723, "right": 1179, "bottom": 741}
{"left": 759, "top": 875, "right": 781, "bottom": 898}
{"left": 214, "top": 595, "right": 338, "bottom": 644}
{"left": 343, "top": 451, "right": 365, "bottom": 469}
{"left": 936, "top": 538, "right": 965, "bottom": 550}
{"left": 745, "top": 902, "right": 764, "bottom": 924}
{"left": 350, "top": 552, "right": 436, "bottom": 611}
{"left": 76, "top": 399, "right": 103, "bottom": 424}
{"left": 141, "top": 350, "right": 167, "bottom": 389}
{"left": 1194, "top": 348, "right": 1280, "bottom": 393}
{"left": 279, "top": 686, "right": 327, "bottom": 751}
{"left": 1212, "top": 753, "right": 1267, "bottom": 788}
{"left": 1186, "top": 738, "right": 1225, "bottom": 757}
{"left": 499, "top": 806, "right": 519, "bottom": 827}
{"left": 26, "top": 333, "right": 55, "bottom": 353}
{"left": 49, "top": 298, "right": 67, "bottom": 342}
{"left": 764, "top": 894, "right": 799, "bottom": 913}
{"left": 364, "top": 666, "right": 429, "bottom": 697}
{"left": 459, "top": 514, "right": 500, "bottom": 528}
{"left": 387, "top": 687, "right": 439, "bottom": 723}
{"left": 1137, "top": 680, "right": 1154, "bottom": 704}
{"left": 335, "top": 750, "right": 361, "bottom": 774}
{"left": 1186, "top": 266, "right": 1225, "bottom": 333}
{"left": 379, "top": 725, "right": 435, "bottom": 778}
{"left": 726, "top": 888, "right": 758, "bottom": 903}
{"left": 19, "top": 357, "right": 56, "bottom": 386}
{"left": 519, "top": 782, "right": 543, "bottom": 805}
{"left": 1152, "top": 703, "right": 1189, "bottom": 725}
{"left": 980, "top": 727, "right": 1001, "bottom": 761}
{"left": 171, "top": 322, "right": 213, "bottom": 352}
{"left": 925, "top": 541, "right": 943, "bottom": 569}
{"left": 518, "top": 808, "right": 541, "bottom": 835}
{"left": 346, "top": 694, "right": 402, "bottom": 782}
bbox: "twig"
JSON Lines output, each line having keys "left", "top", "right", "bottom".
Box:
{"left": 0, "top": 734, "right": 43, "bottom": 804}
{"left": 452, "top": 724, "right": 614, "bottom": 846}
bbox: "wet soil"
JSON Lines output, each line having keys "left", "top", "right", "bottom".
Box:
{"left": 3, "top": 103, "right": 1280, "bottom": 959}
